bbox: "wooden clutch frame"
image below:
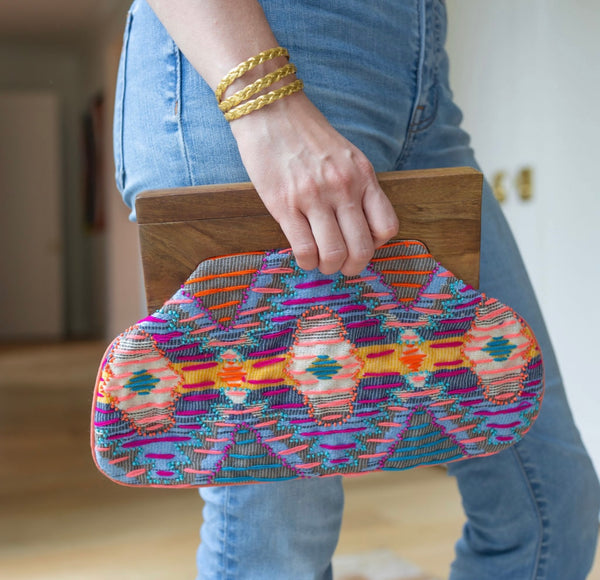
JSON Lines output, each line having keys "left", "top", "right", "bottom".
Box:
{"left": 135, "top": 167, "right": 483, "bottom": 313}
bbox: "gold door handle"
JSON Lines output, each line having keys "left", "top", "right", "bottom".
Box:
{"left": 516, "top": 167, "right": 533, "bottom": 201}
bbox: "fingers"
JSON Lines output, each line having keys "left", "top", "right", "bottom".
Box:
{"left": 279, "top": 177, "right": 399, "bottom": 277}
{"left": 307, "top": 206, "right": 349, "bottom": 275}
{"left": 278, "top": 210, "right": 319, "bottom": 271}
{"left": 334, "top": 203, "right": 374, "bottom": 276}
{"left": 362, "top": 182, "right": 399, "bottom": 248}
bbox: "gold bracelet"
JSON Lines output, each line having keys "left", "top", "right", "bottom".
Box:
{"left": 224, "top": 79, "right": 304, "bottom": 122}
{"left": 215, "top": 46, "right": 289, "bottom": 103}
{"left": 219, "top": 63, "right": 297, "bottom": 113}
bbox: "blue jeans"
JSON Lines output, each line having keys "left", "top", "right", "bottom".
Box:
{"left": 114, "top": 1, "right": 600, "bottom": 578}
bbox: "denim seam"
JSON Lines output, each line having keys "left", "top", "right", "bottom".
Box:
{"left": 115, "top": 9, "right": 134, "bottom": 192}
{"left": 510, "top": 445, "right": 550, "bottom": 580}
{"left": 174, "top": 44, "right": 195, "bottom": 187}
{"left": 395, "top": 0, "right": 426, "bottom": 169}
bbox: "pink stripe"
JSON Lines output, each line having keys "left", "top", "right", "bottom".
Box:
{"left": 295, "top": 279, "right": 334, "bottom": 289}
{"left": 184, "top": 393, "right": 219, "bottom": 401}
{"left": 299, "top": 323, "right": 340, "bottom": 334}
{"left": 262, "top": 388, "right": 291, "bottom": 397}
{"left": 315, "top": 399, "right": 352, "bottom": 409}
{"left": 434, "top": 359, "right": 464, "bottom": 367}
{"left": 249, "top": 346, "right": 288, "bottom": 357}
{"left": 94, "top": 418, "right": 120, "bottom": 426}
{"left": 436, "top": 368, "right": 469, "bottom": 378}
{"left": 237, "top": 306, "right": 270, "bottom": 316}
{"left": 193, "top": 449, "right": 222, "bottom": 455}
{"left": 182, "top": 381, "right": 215, "bottom": 389}
{"left": 338, "top": 304, "right": 367, "bottom": 313}
{"left": 261, "top": 328, "right": 293, "bottom": 340}
{"left": 398, "top": 388, "right": 440, "bottom": 398}
{"left": 190, "top": 325, "right": 218, "bottom": 334}
{"left": 345, "top": 276, "right": 378, "bottom": 283}
{"left": 478, "top": 306, "right": 511, "bottom": 321}
{"left": 113, "top": 348, "right": 154, "bottom": 356}
{"left": 461, "top": 436, "right": 488, "bottom": 444}
{"left": 252, "top": 287, "right": 283, "bottom": 294}
{"left": 346, "top": 319, "right": 379, "bottom": 329}
{"left": 183, "top": 468, "right": 214, "bottom": 474}
{"left": 182, "top": 362, "right": 218, "bottom": 371}
{"left": 112, "top": 355, "right": 163, "bottom": 367}
{"left": 109, "top": 456, "right": 129, "bottom": 464}
{"left": 367, "top": 349, "right": 396, "bottom": 358}
{"left": 455, "top": 297, "right": 482, "bottom": 309}
{"left": 126, "top": 468, "right": 146, "bottom": 478}
{"left": 177, "top": 353, "right": 214, "bottom": 361}
{"left": 126, "top": 401, "right": 172, "bottom": 412}
{"left": 373, "top": 304, "right": 398, "bottom": 310}
{"left": 261, "top": 267, "right": 294, "bottom": 274}
{"left": 179, "top": 313, "right": 206, "bottom": 323}
{"left": 278, "top": 444, "right": 309, "bottom": 455}
{"left": 413, "top": 307, "right": 443, "bottom": 315}
{"left": 264, "top": 433, "right": 293, "bottom": 442}
{"left": 421, "top": 293, "right": 452, "bottom": 299}
{"left": 253, "top": 357, "right": 287, "bottom": 368}
{"left": 254, "top": 420, "right": 278, "bottom": 428}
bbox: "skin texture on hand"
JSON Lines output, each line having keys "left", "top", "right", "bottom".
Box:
{"left": 146, "top": 0, "right": 399, "bottom": 276}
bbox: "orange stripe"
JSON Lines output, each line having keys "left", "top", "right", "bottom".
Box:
{"left": 208, "top": 300, "right": 241, "bottom": 310}
{"left": 371, "top": 254, "right": 432, "bottom": 262}
{"left": 389, "top": 282, "right": 423, "bottom": 288}
{"left": 194, "top": 284, "right": 249, "bottom": 297}
{"left": 381, "top": 270, "right": 433, "bottom": 275}
{"left": 379, "top": 241, "right": 423, "bottom": 248}
{"left": 186, "top": 268, "right": 258, "bottom": 284}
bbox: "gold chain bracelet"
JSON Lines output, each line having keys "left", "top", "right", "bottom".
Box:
{"left": 224, "top": 79, "right": 304, "bottom": 122}
{"left": 219, "top": 63, "right": 297, "bottom": 113}
{"left": 215, "top": 46, "right": 289, "bottom": 103}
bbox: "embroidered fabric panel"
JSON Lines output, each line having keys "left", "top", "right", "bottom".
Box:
{"left": 92, "top": 241, "right": 544, "bottom": 487}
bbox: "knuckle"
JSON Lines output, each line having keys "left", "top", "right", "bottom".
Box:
{"left": 353, "top": 246, "right": 374, "bottom": 262}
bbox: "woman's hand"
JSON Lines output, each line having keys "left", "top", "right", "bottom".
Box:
{"left": 231, "top": 91, "right": 399, "bottom": 276}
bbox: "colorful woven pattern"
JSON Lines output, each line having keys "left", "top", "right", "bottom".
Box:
{"left": 91, "top": 241, "right": 544, "bottom": 487}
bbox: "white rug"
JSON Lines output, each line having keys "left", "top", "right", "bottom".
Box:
{"left": 333, "top": 549, "right": 438, "bottom": 580}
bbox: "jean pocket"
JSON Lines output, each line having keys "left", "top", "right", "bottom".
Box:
{"left": 113, "top": 7, "right": 134, "bottom": 194}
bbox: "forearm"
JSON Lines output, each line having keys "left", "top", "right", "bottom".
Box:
{"left": 146, "top": 0, "right": 284, "bottom": 93}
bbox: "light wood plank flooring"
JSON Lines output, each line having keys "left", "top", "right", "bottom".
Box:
{"left": 1, "top": 342, "right": 598, "bottom": 579}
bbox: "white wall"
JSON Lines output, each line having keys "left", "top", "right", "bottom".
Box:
{"left": 0, "top": 1, "right": 142, "bottom": 340}
{"left": 0, "top": 41, "right": 89, "bottom": 337}
{"left": 446, "top": 0, "right": 600, "bottom": 475}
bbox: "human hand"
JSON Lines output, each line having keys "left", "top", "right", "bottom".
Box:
{"left": 231, "top": 91, "right": 399, "bottom": 276}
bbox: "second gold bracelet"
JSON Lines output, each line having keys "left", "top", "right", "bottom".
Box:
{"left": 224, "top": 79, "right": 304, "bottom": 122}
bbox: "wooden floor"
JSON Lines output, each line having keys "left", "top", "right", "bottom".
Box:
{"left": 1, "top": 342, "right": 598, "bottom": 579}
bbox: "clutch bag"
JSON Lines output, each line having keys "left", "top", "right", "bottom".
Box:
{"left": 91, "top": 239, "right": 544, "bottom": 487}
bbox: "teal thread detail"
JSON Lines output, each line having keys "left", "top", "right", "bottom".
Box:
{"left": 482, "top": 336, "right": 517, "bottom": 361}
{"left": 306, "top": 355, "right": 342, "bottom": 380}
{"left": 124, "top": 370, "right": 160, "bottom": 395}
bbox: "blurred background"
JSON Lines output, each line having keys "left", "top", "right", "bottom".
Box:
{"left": 0, "top": 1, "right": 598, "bottom": 579}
